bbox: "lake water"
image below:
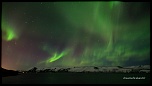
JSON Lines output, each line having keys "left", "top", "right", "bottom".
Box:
{"left": 2, "top": 73, "right": 150, "bottom": 84}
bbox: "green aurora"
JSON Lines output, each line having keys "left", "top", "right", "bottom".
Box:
{"left": 2, "top": 19, "right": 18, "bottom": 41}
{"left": 2, "top": 2, "right": 150, "bottom": 70}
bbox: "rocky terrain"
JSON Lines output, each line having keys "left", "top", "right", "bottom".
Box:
{"left": 2, "top": 65, "right": 150, "bottom": 77}
{"left": 23, "top": 65, "right": 150, "bottom": 73}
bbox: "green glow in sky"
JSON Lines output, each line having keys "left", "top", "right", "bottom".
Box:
{"left": 53, "top": 2, "right": 150, "bottom": 66}
{"left": 2, "top": 2, "right": 150, "bottom": 69}
{"left": 48, "top": 52, "right": 66, "bottom": 62}
{"left": 6, "top": 28, "right": 16, "bottom": 41}
{"left": 36, "top": 2, "right": 150, "bottom": 67}
{"left": 109, "top": 1, "right": 121, "bottom": 9}
{"left": 2, "top": 18, "right": 17, "bottom": 41}
{"left": 44, "top": 48, "right": 70, "bottom": 63}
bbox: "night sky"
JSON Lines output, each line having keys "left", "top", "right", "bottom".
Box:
{"left": 2, "top": 2, "right": 150, "bottom": 70}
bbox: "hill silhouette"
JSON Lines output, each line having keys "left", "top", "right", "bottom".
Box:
{"left": 1, "top": 67, "right": 19, "bottom": 77}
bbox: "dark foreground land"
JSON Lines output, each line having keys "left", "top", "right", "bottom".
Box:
{"left": 2, "top": 73, "right": 150, "bottom": 84}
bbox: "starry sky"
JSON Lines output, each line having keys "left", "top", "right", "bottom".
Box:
{"left": 2, "top": 2, "right": 150, "bottom": 70}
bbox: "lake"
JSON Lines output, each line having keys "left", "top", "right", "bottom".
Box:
{"left": 2, "top": 73, "right": 150, "bottom": 84}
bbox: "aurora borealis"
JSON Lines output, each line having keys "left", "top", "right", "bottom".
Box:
{"left": 2, "top": 2, "right": 150, "bottom": 70}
